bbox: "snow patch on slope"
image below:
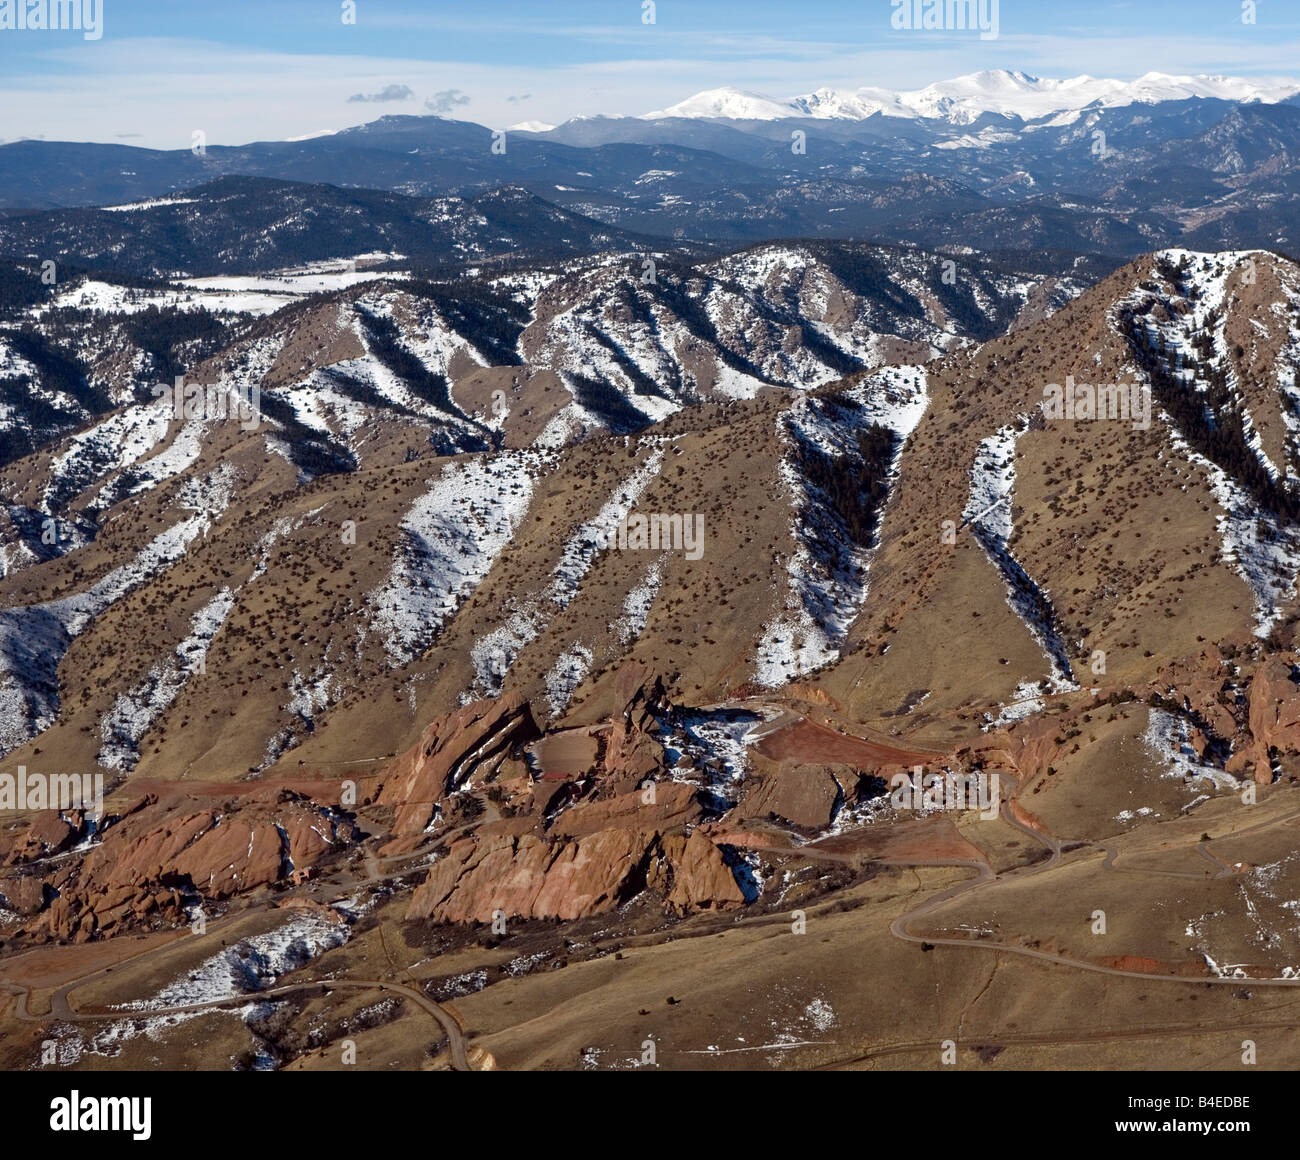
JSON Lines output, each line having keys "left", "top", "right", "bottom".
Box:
{"left": 470, "top": 445, "right": 665, "bottom": 697}
{"left": 615, "top": 555, "right": 664, "bottom": 644}
{"left": 1143, "top": 706, "right": 1238, "bottom": 792}
{"left": 544, "top": 643, "right": 594, "bottom": 716}
{"left": 1161, "top": 414, "right": 1300, "bottom": 637}
{"left": 755, "top": 366, "right": 928, "bottom": 687}
{"left": 97, "top": 587, "right": 236, "bottom": 771}
{"left": 95, "top": 512, "right": 304, "bottom": 771}
{"left": 369, "top": 450, "right": 545, "bottom": 666}
{"left": 0, "top": 467, "right": 237, "bottom": 756}
{"left": 964, "top": 418, "right": 1076, "bottom": 692}
{"left": 116, "top": 909, "right": 350, "bottom": 1011}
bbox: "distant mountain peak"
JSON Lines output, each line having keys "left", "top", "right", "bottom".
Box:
{"left": 638, "top": 70, "right": 1300, "bottom": 126}
{"left": 642, "top": 86, "right": 810, "bottom": 121}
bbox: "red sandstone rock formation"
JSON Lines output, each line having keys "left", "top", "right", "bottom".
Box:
{"left": 16, "top": 789, "right": 353, "bottom": 942}
{"left": 377, "top": 693, "right": 539, "bottom": 836}
{"left": 406, "top": 823, "right": 743, "bottom": 924}
{"left": 1245, "top": 656, "right": 1300, "bottom": 782}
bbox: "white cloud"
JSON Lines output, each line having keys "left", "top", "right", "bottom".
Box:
{"left": 425, "top": 88, "right": 470, "bottom": 114}
{"left": 347, "top": 82, "right": 415, "bottom": 103}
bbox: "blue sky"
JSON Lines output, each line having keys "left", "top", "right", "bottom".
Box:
{"left": 1, "top": 0, "right": 1297, "bottom": 146}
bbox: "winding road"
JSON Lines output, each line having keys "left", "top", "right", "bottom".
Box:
{"left": 884, "top": 796, "right": 1300, "bottom": 989}
{"left": 0, "top": 841, "right": 476, "bottom": 1070}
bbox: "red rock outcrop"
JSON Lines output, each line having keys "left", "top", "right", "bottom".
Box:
{"left": 1245, "top": 656, "right": 1300, "bottom": 782}
{"left": 531, "top": 829, "right": 652, "bottom": 918}
{"left": 549, "top": 782, "right": 702, "bottom": 839}
{"left": 734, "top": 766, "right": 843, "bottom": 830}
{"left": 0, "top": 812, "right": 79, "bottom": 866}
{"left": 21, "top": 789, "right": 354, "bottom": 942}
{"left": 0, "top": 875, "right": 47, "bottom": 916}
{"left": 662, "top": 831, "right": 747, "bottom": 911}
{"left": 984, "top": 716, "right": 1060, "bottom": 785}
{"left": 600, "top": 722, "right": 664, "bottom": 793}
{"left": 610, "top": 661, "right": 667, "bottom": 727}
{"left": 378, "top": 693, "right": 539, "bottom": 835}
{"left": 406, "top": 821, "right": 745, "bottom": 924}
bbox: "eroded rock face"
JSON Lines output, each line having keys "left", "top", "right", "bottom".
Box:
{"left": 984, "top": 716, "right": 1061, "bottom": 786}
{"left": 391, "top": 675, "right": 955, "bottom": 925}
{"left": 0, "top": 875, "right": 46, "bottom": 916}
{"left": 611, "top": 662, "right": 667, "bottom": 729}
{"left": 235, "top": 648, "right": 1300, "bottom": 957}
{"left": 600, "top": 722, "right": 664, "bottom": 795}
{"left": 549, "top": 783, "right": 702, "bottom": 839}
{"left": 662, "top": 831, "right": 746, "bottom": 911}
{"left": 378, "top": 693, "right": 539, "bottom": 835}
{"left": 1246, "top": 656, "right": 1300, "bottom": 780}
{"left": 531, "top": 829, "right": 653, "bottom": 919}
{"left": 0, "top": 812, "right": 78, "bottom": 866}
{"left": 2, "top": 674, "right": 945, "bottom": 945}
{"left": 410, "top": 834, "right": 555, "bottom": 923}
{"left": 16, "top": 789, "right": 355, "bottom": 942}
{"left": 406, "top": 830, "right": 645, "bottom": 922}
{"left": 574, "top": 660, "right": 668, "bottom": 731}
{"left": 405, "top": 831, "right": 634, "bottom": 923}
{"left": 735, "top": 766, "right": 844, "bottom": 830}
{"left": 405, "top": 823, "right": 744, "bottom": 923}
{"left": 384, "top": 677, "right": 753, "bottom": 924}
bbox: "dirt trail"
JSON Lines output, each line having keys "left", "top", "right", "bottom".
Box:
{"left": 885, "top": 795, "right": 1300, "bottom": 993}
{"left": 0, "top": 842, "right": 472, "bottom": 1069}
{"left": 2, "top": 975, "right": 472, "bottom": 1070}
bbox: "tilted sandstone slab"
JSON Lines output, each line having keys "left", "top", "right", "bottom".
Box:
{"left": 1, "top": 812, "right": 79, "bottom": 866}
{"left": 600, "top": 722, "right": 665, "bottom": 794}
{"left": 549, "top": 782, "right": 702, "bottom": 839}
{"left": 378, "top": 693, "right": 539, "bottom": 836}
{"left": 406, "top": 821, "right": 745, "bottom": 924}
{"left": 21, "top": 789, "right": 354, "bottom": 941}
{"left": 1246, "top": 656, "right": 1300, "bottom": 780}
{"left": 734, "top": 765, "right": 843, "bottom": 830}
{"left": 406, "top": 834, "right": 557, "bottom": 922}
{"left": 662, "top": 830, "right": 746, "bottom": 911}
{"left": 531, "top": 828, "right": 652, "bottom": 918}
{"left": 0, "top": 874, "right": 47, "bottom": 915}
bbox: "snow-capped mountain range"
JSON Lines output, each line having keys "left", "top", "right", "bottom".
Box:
{"left": 641, "top": 70, "right": 1300, "bottom": 125}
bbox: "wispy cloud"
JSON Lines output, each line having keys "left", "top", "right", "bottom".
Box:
{"left": 425, "top": 88, "right": 470, "bottom": 114}
{"left": 347, "top": 82, "right": 414, "bottom": 103}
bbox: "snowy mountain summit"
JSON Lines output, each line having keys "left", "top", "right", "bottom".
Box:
{"left": 642, "top": 70, "right": 1300, "bottom": 125}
